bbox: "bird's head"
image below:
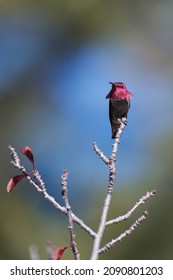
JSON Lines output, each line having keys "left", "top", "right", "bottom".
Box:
{"left": 106, "top": 82, "right": 133, "bottom": 99}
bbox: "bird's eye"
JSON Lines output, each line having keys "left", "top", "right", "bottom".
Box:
{"left": 119, "top": 85, "right": 124, "bottom": 89}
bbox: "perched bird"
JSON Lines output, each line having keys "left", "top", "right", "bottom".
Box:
{"left": 106, "top": 82, "right": 133, "bottom": 139}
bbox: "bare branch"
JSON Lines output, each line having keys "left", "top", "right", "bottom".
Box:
{"left": 109, "top": 118, "right": 127, "bottom": 162}
{"left": 99, "top": 211, "right": 149, "bottom": 255}
{"left": 8, "top": 145, "right": 96, "bottom": 239}
{"left": 29, "top": 244, "right": 40, "bottom": 260}
{"left": 8, "top": 113, "right": 157, "bottom": 260}
{"left": 33, "top": 169, "right": 47, "bottom": 192}
{"left": 93, "top": 142, "right": 109, "bottom": 164}
{"left": 61, "top": 169, "right": 80, "bottom": 260}
{"left": 90, "top": 120, "right": 127, "bottom": 260}
{"left": 106, "top": 189, "right": 157, "bottom": 226}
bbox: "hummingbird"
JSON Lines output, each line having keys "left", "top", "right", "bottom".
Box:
{"left": 106, "top": 82, "right": 133, "bottom": 139}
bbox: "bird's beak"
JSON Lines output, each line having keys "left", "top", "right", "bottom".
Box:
{"left": 109, "top": 82, "right": 114, "bottom": 85}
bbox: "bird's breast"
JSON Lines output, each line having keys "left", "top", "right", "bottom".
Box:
{"left": 110, "top": 99, "right": 130, "bottom": 118}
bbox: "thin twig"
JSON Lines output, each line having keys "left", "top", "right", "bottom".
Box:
{"left": 29, "top": 244, "right": 40, "bottom": 260}
{"left": 90, "top": 120, "right": 127, "bottom": 260}
{"left": 99, "top": 211, "right": 149, "bottom": 255}
{"left": 8, "top": 145, "right": 96, "bottom": 239}
{"left": 106, "top": 189, "right": 157, "bottom": 226}
{"left": 33, "top": 169, "right": 47, "bottom": 192}
{"left": 61, "top": 169, "right": 80, "bottom": 260}
{"left": 93, "top": 142, "right": 109, "bottom": 164}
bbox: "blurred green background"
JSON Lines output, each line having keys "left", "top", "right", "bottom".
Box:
{"left": 1, "top": 0, "right": 173, "bottom": 259}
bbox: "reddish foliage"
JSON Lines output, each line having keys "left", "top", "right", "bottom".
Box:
{"left": 7, "top": 174, "right": 25, "bottom": 193}
{"left": 21, "top": 146, "right": 34, "bottom": 166}
{"left": 46, "top": 241, "right": 69, "bottom": 260}
{"left": 54, "top": 246, "right": 69, "bottom": 260}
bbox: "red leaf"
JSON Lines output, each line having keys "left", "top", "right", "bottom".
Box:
{"left": 46, "top": 241, "right": 69, "bottom": 260}
{"left": 54, "top": 246, "right": 69, "bottom": 260}
{"left": 21, "top": 146, "right": 34, "bottom": 165}
{"left": 7, "top": 174, "right": 25, "bottom": 193}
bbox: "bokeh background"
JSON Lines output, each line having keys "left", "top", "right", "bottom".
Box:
{"left": 1, "top": 0, "right": 173, "bottom": 260}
